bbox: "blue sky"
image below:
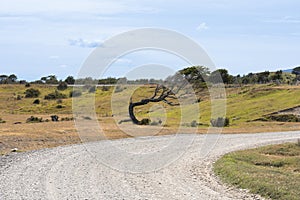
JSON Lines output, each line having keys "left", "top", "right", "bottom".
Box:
{"left": 0, "top": 0, "right": 300, "bottom": 81}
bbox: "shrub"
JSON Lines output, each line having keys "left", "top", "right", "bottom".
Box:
{"left": 210, "top": 117, "right": 230, "bottom": 127}
{"left": 25, "top": 83, "right": 31, "bottom": 87}
{"left": 140, "top": 118, "right": 150, "bottom": 125}
{"left": 25, "top": 88, "right": 40, "bottom": 98}
{"left": 16, "top": 95, "right": 22, "bottom": 100}
{"left": 33, "top": 99, "right": 40, "bottom": 104}
{"left": 191, "top": 120, "right": 198, "bottom": 127}
{"left": 88, "top": 86, "right": 96, "bottom": 93}
{"left": 82, "top": 116, "right": 92, "bottom": 120}
{"left": 56, "top": 105, "right": 64, "bottom": 109}
{"left": 69, "top": 90, "right": 82, "bottom": 97}
{"left": 26, "top": 116, "right": 43, "bottom": 123}
{"left": 51, "top": 115, "right": 59, "bottom": 121}
{"left": 101, "top": 86, "right": 109, "bottom": 91}
{"left": 57, "top": 81, "right": 68, "bottom": 90}
{"left": 61, "top": 117, "right": 74, "bottom": 121}
{"left": 45, "top": 90, "right": 67, "bottom": 100}
{"left": 57, "top": 99, "right": 63, "bottom": 104}
{"left": 65, "top": 76, "right": 75, "bottom": 85}
{"left": 0, "top": 118, "right": 6, "bottom": 123}
{"left": 266, "top": 114, "right": 300, "bottom": 122}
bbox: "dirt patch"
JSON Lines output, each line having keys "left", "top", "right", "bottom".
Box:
{"left": 1, "top": 114, "right": 300, "bottom": 155}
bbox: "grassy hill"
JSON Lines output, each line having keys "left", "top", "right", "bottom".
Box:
{"left": 1, "top": 84, "right": 300, "bottom": 127}
{"left": 1, "top": 83, "right": 300, "bottom": 154}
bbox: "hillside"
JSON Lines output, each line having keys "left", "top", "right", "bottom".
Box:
{"left": 1, "top": 84, "right": 300, "bottom": 154}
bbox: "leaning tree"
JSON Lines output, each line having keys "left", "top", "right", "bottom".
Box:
{"left": 128, "top": 84, "right": 180, "bottom": 125}
{"left": 127, "top": 67, "right": 208, "bottom": 125}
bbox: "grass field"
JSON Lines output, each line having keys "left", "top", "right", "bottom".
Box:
{"left": 214, "top": 142, "right": 300, "bottom": 200}
{"left": 1, "top": 84, "right": 300, "bottom": 154}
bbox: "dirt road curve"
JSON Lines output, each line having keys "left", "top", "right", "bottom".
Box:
{"left": 1, "top": 131, "right": 300, "bottom": 200}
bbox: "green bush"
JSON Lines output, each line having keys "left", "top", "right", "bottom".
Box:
{"left": 191, "top": 120, "right": 198, "bottom": 127}
{"left": 45, "top": 90, "right": 67, "bottom": 100}
{"left": 82, "top": 116, "right": 92, "bottom": 120}
{"left": 26, "top": 116, "right": 43, "bottom": 123}
{"left": 139, "top": 118, "right": 150, "bottom": 125}
{"left": 16, "top": 95, "right": 22, "bottom": 100}
{"left": 266, "top": 114, "right": 300, "bottom": 122}
{"left": 57, "top": 81, "right": 68, "bottom": 91}
{"left": 101, "top": 86, "right": 110, "bottom": 91}
{"left": 210, "top": 117, "right": 230, "bottom": 127}
{"left": 56, "top": 105, "right": 64, "bottom": 109}
{"left": 33, "top": 99, "right": 40, "bottom": 104}
{"left": 88, "top": 86, "right": 96, "bottom": 93}
{"left": 0, "top": 118, "right": 6, "bottom": 123}
{"left": 25, "top": 88, "right": 40, "bottom": 98}
{"left": 56, "top": 99, "right": 63, "bottom": 104}
{"left": 61, "top": 117, "right": 74, "bottom": 121}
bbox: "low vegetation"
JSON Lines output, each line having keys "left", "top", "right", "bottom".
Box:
{"left": 45, "top": 90, "right": 67, "bottom": 100}
{"left": 1, "top": 83, "right": 300, "bottom": 129}
{"left": 214, "top": 143, "right": 300, "bottom": 200}
{"left": 33, "top": 99, "right": 40, "bottom": 104}
{"left": 26, "top": 116, "right": 44, "bottom": 123}
{"left": 57, "top": 81, "right": 68, "bottom": 91}
{"left": 265, "top": 114, "right": 300, "bottom": 122}
{"left": 210, "top": 117, "right": 230, "bottom": 127}
{"left": 25, "top": 88, "right": 40, "bottom": 98}
{"left": 0, "top": 117, "right": 6, "bottom": 123}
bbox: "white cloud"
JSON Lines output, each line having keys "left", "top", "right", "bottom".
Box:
{"left": 196, "top": 22, "right": 209, "bottom": 31}
{"left": 68, "top": 38, "right": 103, "bottom": 48}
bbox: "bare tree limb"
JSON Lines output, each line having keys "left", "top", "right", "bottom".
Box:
{"left": 129, "top": 84, "right": 180, "bottom": 125}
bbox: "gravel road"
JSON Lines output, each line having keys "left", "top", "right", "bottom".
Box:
{"left": 1, "top": 131, "right": 300, "bottom": 200}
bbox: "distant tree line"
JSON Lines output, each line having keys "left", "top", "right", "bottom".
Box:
{"left": 1, "top": 66, "right": 300, "bottom": 86}
{"left": 0, "top": 74, "right": 18, "bottom": 84}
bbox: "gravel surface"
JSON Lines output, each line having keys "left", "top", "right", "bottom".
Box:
{"left": 1, "top": 131, "right": 300, "bottom": 200}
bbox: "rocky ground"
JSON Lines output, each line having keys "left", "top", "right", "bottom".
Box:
{"left": 1, "top": 131, "right": 300, "bottom": 200}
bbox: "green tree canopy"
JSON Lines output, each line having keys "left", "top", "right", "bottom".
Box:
{"left": 209, "top": 69, "right": 233, "bottom": 84}
{"left": 292, "top": 66, "right": 300, "bottom": 75}
{"left": 65, "top": 76, "right": 75, "bottom": 85}
{"left": 178, "top": 66, "right": 210, "bottom": 83}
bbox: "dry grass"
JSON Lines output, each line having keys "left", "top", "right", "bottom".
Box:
{"left": 1, "top": 84, "right": 300, "bottom": 155}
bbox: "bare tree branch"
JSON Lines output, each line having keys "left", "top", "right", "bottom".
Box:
{"left": 129, "top": 84, "right": 180, "bottom": 125}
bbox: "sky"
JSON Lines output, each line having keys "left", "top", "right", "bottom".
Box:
{"left": 0, "top": 0, "right": 300, "bottom": 81}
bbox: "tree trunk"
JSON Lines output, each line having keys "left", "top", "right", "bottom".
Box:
{"left": 128, "top": 84, "right": 178, "bottom": 125}
{"left": 128, "top": 100, "right": 150, "bottom": 125}
{"left": 129, "top": 102, "right": 140, "bottom": 125}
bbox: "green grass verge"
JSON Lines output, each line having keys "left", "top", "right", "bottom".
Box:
{"left": 213, "top": 143, "right": 300, "bottom": 200}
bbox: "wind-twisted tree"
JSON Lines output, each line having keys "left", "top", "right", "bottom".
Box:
{"left": 127, "top": 66, "right": 209, "bottom": 125}
{"left": 128, "top": 84, "right": 179, "bottom": 125}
